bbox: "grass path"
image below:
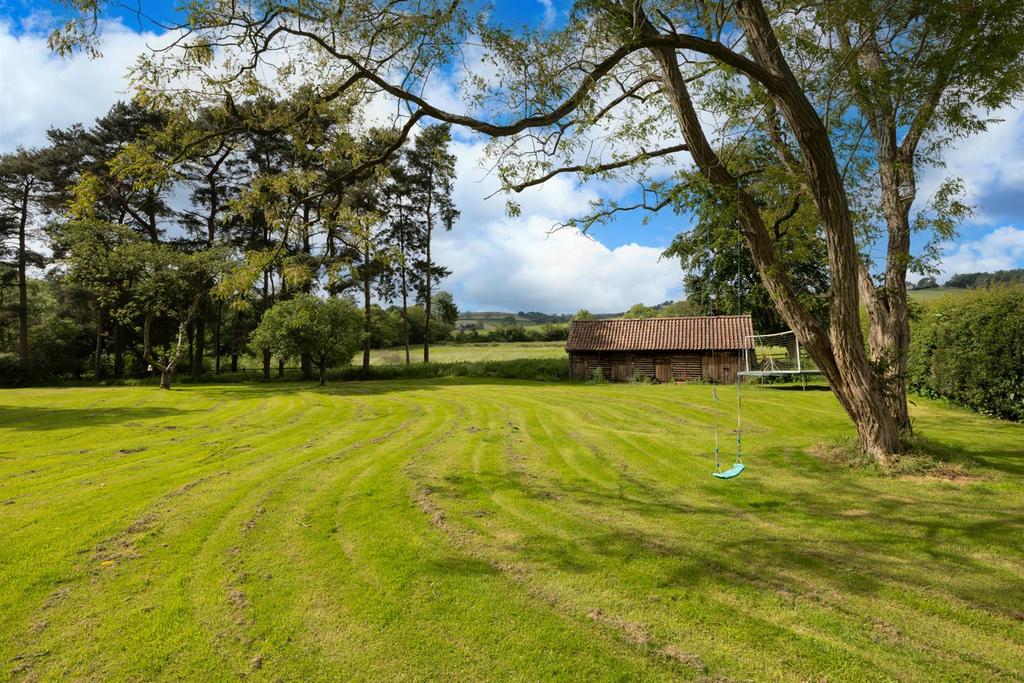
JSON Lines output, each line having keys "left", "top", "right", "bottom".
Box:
{"left": 0, "top": 379, "right": 1022, "bottom": 680}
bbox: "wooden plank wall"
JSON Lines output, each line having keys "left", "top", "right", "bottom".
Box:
{"left": 702, "top": 351, "right": 741, "bottom": 384}
{"left": 571, "top": 352, "right": 712, "bottom": 382}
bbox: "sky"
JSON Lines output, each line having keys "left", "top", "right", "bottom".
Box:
{"left": 2, "top": 1, "right": 1023, "bottom": 313}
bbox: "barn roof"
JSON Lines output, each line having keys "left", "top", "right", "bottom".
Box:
{"left": 565, "top": 315, "right": 754, "bottom": 352}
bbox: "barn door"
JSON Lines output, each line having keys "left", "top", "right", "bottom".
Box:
{"left": 655, "top": 357, "right": 672, "bottom": 383}
{"left": 570, "top": 356, "right": 587, "bottom": 380}
{"left": 720, "top": 355, "right": 734, "bottom": 384}
{"left": 702, "top": 353, "right": 735, "bottom": 383}
{"left": 611, "top": 359, "right": 629, "bottom": 382}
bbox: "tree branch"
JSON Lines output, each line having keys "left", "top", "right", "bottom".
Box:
{"left": 505, "top": 143, "right": 688, "bottom": 194}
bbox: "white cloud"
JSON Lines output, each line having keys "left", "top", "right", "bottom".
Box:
{"left": 0, "top": 20, "right": 161, "bottom": 151}
{"left": 918, "top": 104, "right": 1024, "bottom": 223}
{"left": 437, "top": 215, "right": 682, "bottom": 313}
{"left": 538, "top": 0, "right": 557, "bottom": 28}
{"left": 436, "top": 138, "right": 683, "bottom": 312}
{"left": 938, "top": 226, "right": 1024, "bottom": 277}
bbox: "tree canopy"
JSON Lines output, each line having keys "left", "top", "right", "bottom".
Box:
{"left": 250, "top": 294, "right": 362, "bottom": 385}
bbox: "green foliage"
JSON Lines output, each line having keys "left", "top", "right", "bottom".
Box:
{"left": 945, "top": 268, "right": 1024, "bottom": 289}
{"left": 571, "top": 309, "right": 595, "bottom": 321}
{"left": 251, "top": 294, "right": 362, "bottom": 383}
{"left": 453, "top": 322, "right": 568, "bottom": 344}
{"left": 622, "top": 303, "right": 657, "bottom": 319}
{"left": 433, "top": 291, "right": 459, "bottom": 326}
{"left": 0, "top": 353, "right": 54, "bottom": 386}
{"left": 655, "top": 300, "right": 696, "bottom": 317}
{"left": 907, "top": 285, "right": 1024, "bottom": 420}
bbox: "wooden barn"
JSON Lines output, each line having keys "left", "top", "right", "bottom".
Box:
{"left": 566, "top": 315, "right": 754, "bottom": 383}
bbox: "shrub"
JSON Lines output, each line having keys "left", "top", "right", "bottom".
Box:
{"left": 0, "top": 353, "right": 56, "bottom": 386}
{"left": 907, "top": 285, "right": 1024, "bottom": 421}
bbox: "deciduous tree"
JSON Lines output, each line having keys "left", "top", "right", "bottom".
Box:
{"left": 250, "top": 294, "right": 361, "bottom": 385}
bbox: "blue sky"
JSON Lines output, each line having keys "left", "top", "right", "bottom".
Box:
{"left": 2, "top": 0, "right": 1022, "bottom": 312}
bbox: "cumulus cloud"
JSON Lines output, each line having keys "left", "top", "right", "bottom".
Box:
{"left": 0, "top": 20, "right": 161, "bottom": 151}
{"left": 918, "top": 105, "right": 1024, "bottom": 224}
{"left": 937, "top": 226, "right": 1024, "bottom": 278}
{"left": 437, "top": 216, "right": 682, "bottom": 313}
{"left": 435, "top": 137, "right": 683, "bottom": 311}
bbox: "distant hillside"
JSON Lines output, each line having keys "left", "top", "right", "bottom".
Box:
{"left": 457, "top": 310, "right": 620, "bottom": 330}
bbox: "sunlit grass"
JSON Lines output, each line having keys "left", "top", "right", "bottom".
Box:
{"left": 367, "top": 341, "right": 567, "bottom": 364}
{"left": 1, "top": 380, "right": 1021, "bottom": 680}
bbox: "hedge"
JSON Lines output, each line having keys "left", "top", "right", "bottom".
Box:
{"left": 907, "top": 285, "right": 1024, "bottom": 421}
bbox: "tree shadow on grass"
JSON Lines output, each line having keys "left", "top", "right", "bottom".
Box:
{"left": 427, "top": 440, "right": 1024, "bottom": 635}
{"left": 0, "top": 405, "right": 192, "bottom": 431}
{"left": 753, "top": 383, "right": 832, "bottom": 392}
{"left": 186, "top": 375, "right": 566, "bottom": 401}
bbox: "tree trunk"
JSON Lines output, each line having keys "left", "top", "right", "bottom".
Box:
{"left": 402, "top": 282, "right": 410, "bottom": 365}
{"left": 16, "top": 182, "right": 29, "bottom": 366}
{"left": 301, "top": 353, "right": 313, "bottom": 380}
{"left": 639, "top": 1, "right": 901, "bottom": 461}
{"left": 318, "top": 361, "right": 326, "bottom": 386}
{"left": 261, "top": 351, "right": 270, "bottom": 379}
{"left": 233, "top": 354, "right": 240, "bottom": 373}
{"left": 93, "top": 306, "right": 105, "bottom": 381}
{"left": 214, "top": 301, "right": 222, "bottom": 374}
{"left": 844, "top": 29, "right": 916, "bottom": 434}
{"left": 278, "top": 357, "right": 285, "bottom": 378}
{"left": 363, "top": 259, "right": 372, "bottom": 378}
{"left": 423, "top": 225, "right": 433, "bottom": 363}
{"left": 262, "top": 268, "right": 271, "bottom": 380}
{"left": 143, "top": 312, "right": 190, "bottom": 391}
{"left": 192, "top": 314, "right": 205, "bottom": 381}
{"left": 113, "top": 323, "right": 125, "bottom": 379}
{"left": 187, "top": 321, "right": 194, "bottom": 375}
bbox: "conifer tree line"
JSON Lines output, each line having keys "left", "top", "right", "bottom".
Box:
{"left": 0, "top": 99, "right": 460, "bottom": 387}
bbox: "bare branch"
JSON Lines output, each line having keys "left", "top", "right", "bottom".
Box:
{"left": 505, "top": 143, "right": 688, "bottom": 194}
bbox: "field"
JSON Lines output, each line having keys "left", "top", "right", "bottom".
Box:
{"left": 369, "top": 341, "right": 567, "bottom": 364}
{"left": 907, "top": 286, "right": 970, "bottom": 303}
{"left": 2, "top": 379, "right": 1022, "bottom": 681}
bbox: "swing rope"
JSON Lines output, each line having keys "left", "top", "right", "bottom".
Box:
{"left": 710, "top": 192, "right": 746, "bottom": 480}
{"left": 735, "top": 230, "right": 743, "bottom": 466}
{"left": 712, "top": 383, "right": 721, "bottom": 472}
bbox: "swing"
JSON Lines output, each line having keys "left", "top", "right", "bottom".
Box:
{"left": 711, "top": 382, "right": 745, "bottom": 479}
{"left": 708, "top": 195, "right": 747, "bottom": 480}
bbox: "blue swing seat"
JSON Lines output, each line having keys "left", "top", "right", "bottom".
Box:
{"left": 713, "top": 463, "right": 746, "bottom": 479}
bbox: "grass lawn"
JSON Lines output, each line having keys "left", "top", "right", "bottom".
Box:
{"left": 368, "top": 341, "right": 567, "bottom": 364}
{"left": 1, "top": 380, "right": 1022, "bottom": 680}
{"left": 907, "top": 287, "right": 970, "bottom": 303}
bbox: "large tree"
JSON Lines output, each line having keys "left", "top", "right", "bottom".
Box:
{"left": 55, "top": 0, "right": 1024, "bottom": 462}
{"left": 0, "top": 149, "right": 47, "bottom": 366}
{"left": 250, "top": 294, "right": 362, "bottom": 385}
{"left": 404, "top": 124, "right": 459, "bottom": 363}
